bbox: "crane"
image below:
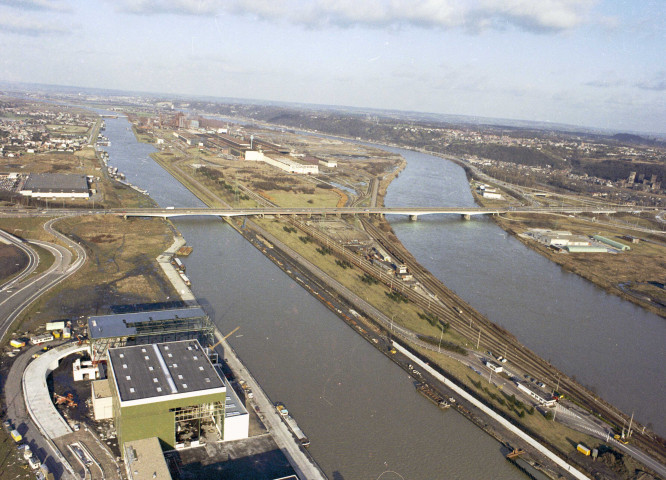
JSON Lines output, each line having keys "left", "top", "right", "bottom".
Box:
{"left": 210, "top": 326, "right": 240, "bottom": 350}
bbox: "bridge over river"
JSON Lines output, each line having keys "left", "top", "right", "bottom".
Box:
{"left": 110, "top": 205, "right": 646, "bottom": 221}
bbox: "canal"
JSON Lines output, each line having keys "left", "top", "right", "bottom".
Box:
{"left": 101, "top": 114, "right": 522, "bottom": 479}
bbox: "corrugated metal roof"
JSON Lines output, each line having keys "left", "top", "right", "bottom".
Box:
{"left": 88, "top": 307, "right": 206, "bottom": 339}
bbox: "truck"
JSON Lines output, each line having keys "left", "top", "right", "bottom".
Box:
{"left": 9, "top": 339, "right": 25, "bottom": 348}
{"left": 62, "top": 327, "right": 71, "bottom": 339}
{"left": 10, "top": 429, "right": 22, "bottom": 442}
{"left": 577, "top": 444, "right": 591, "bottom": 456}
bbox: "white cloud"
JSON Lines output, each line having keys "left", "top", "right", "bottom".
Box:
{"left": 0, "top": 0, "right": 71, "bottom": 11}
{"left": 114, "top": 0, "right": 595, "bottom": 33}
{"left": 635, "top": 71, "right": 666, "bottom": 92}
{"left": 0, "top": 13, "right": 70, "bottom": 36}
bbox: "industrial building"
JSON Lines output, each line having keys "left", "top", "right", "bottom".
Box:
{"left": 517, "top": 383, "right": 557, "bottom": 407}
{"left": 526, "top": 229, "right": 591, "bottom": 248}
{"left": 592, "top": 235, "right": 631, "bottom": 251}
{"left": 87, "top": 306, "right": 214, "bottom": 363}
{"left": 108, "top": 340, "right": 227, "bottom": 454}
{"left": 19, "top": 173, "right": 90, "bottom": 198}
{"left": 245, "top": 150, "right": 319, "bottom": 174}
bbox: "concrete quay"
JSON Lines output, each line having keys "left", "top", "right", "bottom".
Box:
{"left": 164, "top": 236, "right": 327, "bottom": 480}
{"left": 157, "top": 235, "right": 197, "bottom": 305}
{"left": 212, "top": 331, "right": 327, "bottom": 480}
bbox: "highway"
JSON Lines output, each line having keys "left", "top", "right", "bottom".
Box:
{"left": 0, "top": 219, "right": 86, "bottom": 340}
{"left": 1, "top": 218, "right": 87, "bottom": 480}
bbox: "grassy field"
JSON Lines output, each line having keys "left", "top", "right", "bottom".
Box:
{"left": 263, "top": 189, "right": 341, "bottom": 208}
{"left": 255, "top": 218, "right": 466, "bottom": 342}
{"left": 45, "top": 124, "right": 90, "bottom": 134}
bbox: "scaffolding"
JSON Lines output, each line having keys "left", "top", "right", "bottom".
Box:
{"left": 172, "top": 401, "right": 225, "bottom": 442}
{"left": 88, "top": 308, "right": 215, "bottom": 363}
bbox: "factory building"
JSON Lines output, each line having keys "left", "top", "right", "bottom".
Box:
{"left": 244, "top": 150, "right": 318, "bottom": 174}
{"left": 87, "top": 306, "right": 214, "bottom": 363}
{"left": 19, "top": 173, "right": 90, "bottom": 198}
{"left": 108, "top": 340, "right": 227, "bottom": 454}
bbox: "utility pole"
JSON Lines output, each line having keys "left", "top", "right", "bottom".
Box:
{"left": 476, "top": 330, "right": 481, "bottom": 350}
{"left": 438, "top": 327, "right": 443, "bottom": 353}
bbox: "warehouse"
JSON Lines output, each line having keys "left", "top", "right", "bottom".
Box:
{"left": 108, "top": 340, "right": 226, "bottom": 454}
{"left": 19, "top": 173, "right": 89, "bottom": 198}
{"left": 87, "top": 306, "right": 214, "bottom": 363}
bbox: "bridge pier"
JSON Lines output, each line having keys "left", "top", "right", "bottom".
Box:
{"left": 461, "top": 214, "right": 471, "bottom": 221}
{"left": 409, "top": 215, "right": 418, "bottom": 222}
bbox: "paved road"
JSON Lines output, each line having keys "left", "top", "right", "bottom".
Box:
{"left": 555, "top": 404, "right": 666, "bottom": 478}
{"left": 0, "top": 229, "right": 39, "bottom": 292}
{"left": 1, "top": 217, "right": 87, "bottom": 480}
{"left": 0, "top": 219, "right": 86, "bottom": 341}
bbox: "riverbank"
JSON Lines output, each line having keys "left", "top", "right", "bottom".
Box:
{"left": 432, "top": 150, "right": 666, "bottom": 319}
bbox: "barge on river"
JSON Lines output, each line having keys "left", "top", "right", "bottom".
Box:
{"left": 416, "top": 382, "right": 450, "bottom": 409}
{"left": 275, "top": 403, "right": 310, "bottom": 447}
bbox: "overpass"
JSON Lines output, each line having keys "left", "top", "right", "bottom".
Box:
{"left": 109, "top": 205, "right": 645, "bottom": 221}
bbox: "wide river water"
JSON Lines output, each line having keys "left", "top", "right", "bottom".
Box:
{"left": 99, "top": 113, "right": 664, "bottom": 479}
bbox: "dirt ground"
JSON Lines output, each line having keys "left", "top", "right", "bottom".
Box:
{"left": 10, "top": 215, "right": 177, "bottom": 331}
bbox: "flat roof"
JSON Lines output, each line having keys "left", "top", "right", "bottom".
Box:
{"left": 92, "top": 379, "right": 113, "bottom": 399}
{"left": 22, "top": 173, "right": 88, "bottom": 193}
{"left": 108, "top": 339, "right": 225, "bottom": 404}
{"left": 88, "top": 307, "right": 207, "bottom": 339}
{"left": 124, "top": 437, "right": 172, "bottom": 480}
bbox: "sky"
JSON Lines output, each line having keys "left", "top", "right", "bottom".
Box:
{"left": 0, "top": 0, "right": 664, "bottom": 134}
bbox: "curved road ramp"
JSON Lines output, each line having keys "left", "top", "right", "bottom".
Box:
{"left": 23, "top": 342, "right": 121, "bottom": 480}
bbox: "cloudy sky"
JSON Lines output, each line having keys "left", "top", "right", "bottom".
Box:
{"left": 1, "top": 0, "right": 664, "bottom": 133}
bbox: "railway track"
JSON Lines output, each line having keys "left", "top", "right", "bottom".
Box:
{"left": 360, "top": 218, "right": 666, "bottom": 463}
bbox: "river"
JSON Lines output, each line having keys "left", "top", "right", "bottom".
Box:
{"left": 100, "top": 113, "right": 664, "bottom": 478}
{"left": 381, "top": 147, "right": 666, "bottom": 437}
